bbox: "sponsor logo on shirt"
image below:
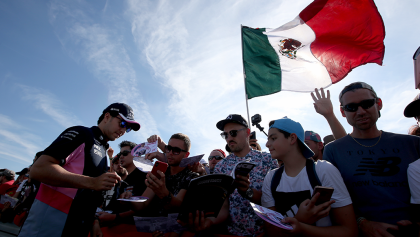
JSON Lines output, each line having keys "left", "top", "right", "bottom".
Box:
{"left": 354, "top": 157, "right": 401, "bottom": 176}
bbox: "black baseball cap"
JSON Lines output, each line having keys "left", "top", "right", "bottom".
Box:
{"left": 16, "top": 168, "right": 29, "bottom": 175}
{"left": 102, "top": 103, "right": 140, "bottom": 131}
{"left": 216, "top": 114, "right": 248, "bottom": 131}
{"left": 404, "top": 93, "right": 420, "bottom": 118}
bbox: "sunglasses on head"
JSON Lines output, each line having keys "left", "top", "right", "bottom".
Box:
{"left": 119, "top": 150, "right": 131, "bottom": 157}
{"left": 208, "top": 156, "right": 224, "bottom": 161}
{"left": 341, "top": 99, "right": 376, "bottom": 112}
{"left": 220, "top": 128, "right": 246, "bottom": 139}
{"left": 109, "top": 111, "right": 132, "bottom": 132}
{"left": 165, "top": 145, "right": 187, "bottom": 155}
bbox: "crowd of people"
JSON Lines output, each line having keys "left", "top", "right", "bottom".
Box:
{"left": 1, "top": 81, "right": 420, "bottom": 237}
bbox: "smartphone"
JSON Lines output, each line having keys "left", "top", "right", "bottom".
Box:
{"left": 250, "top": 131, "right": 256, "bottom": 140}
{"left": 312, "top": 186, "right": 334, "bottom": 206}
{"left": 151, "top": 161, "right": 168, "bottom": 179}
{"left": 235, "top": 163, "right": 256, "bottom": 176}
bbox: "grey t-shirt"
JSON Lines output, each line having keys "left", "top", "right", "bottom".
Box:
{"left": 323, "top": 131, "right": 420, "bottom": 224}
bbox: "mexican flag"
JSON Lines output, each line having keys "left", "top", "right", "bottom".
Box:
{"left": 242, "top": 0, "right": 385, "bottom": 99}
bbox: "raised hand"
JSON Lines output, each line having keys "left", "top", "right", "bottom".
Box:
{"left": 107, "top": 147, "right": 114, "bottom": 159}
{"left": 311, "top": 88, "right": 333, "bottom": 117}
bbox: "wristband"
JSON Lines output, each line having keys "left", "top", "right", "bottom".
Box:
{"left": 357, "top": 217, "right": 367, "bottom": 228}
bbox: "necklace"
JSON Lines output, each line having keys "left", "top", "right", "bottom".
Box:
{"left": 350, "top": 131, "right": 382, "bottom": 148}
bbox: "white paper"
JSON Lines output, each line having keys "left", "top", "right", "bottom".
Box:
{"left": 0, "top": 195, "right": 18, "bottom": 208}
{"left": 131, "top": 141, "right": 158, "bottom": 157}
{"left": 117, "top": 196, "right": 149, "bottom": 202}
{"left": 133, "top": 156, "right": 154, "bottom": 173}
{"left": 250, "top": 203, "right": 293, "bottom": 230}
{"left": 179, "top": 154, "right": 205, "bottom": 168}
{"left": 231, "top": 160, "right": 256, "bottom": 178}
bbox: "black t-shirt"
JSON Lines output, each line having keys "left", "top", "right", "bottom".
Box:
{"left": 140, "top": 166, "right": 199, "bottom": 217}
{"left": 106, "top": 168, "right": 147, "bottom": 214}
{"left": 19, "top": 126, "right": 109, "bottom": 237}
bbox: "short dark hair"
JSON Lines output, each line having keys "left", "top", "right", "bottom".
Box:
{"left": 119, "top": 140, "right": 137, "bottom": 150}
{"left": 97, "top": 113, "right": 105, "bottom": 125}
{"left": 170, "top": 133, "right": 191, "bottom": 151}
{"left": 35, "top": 151, "right": 43, "bottom": 159}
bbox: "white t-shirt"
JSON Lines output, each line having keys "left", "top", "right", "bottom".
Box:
{"left": 16, "top": 180, "right": 27, "bottom": 193}
{"left": 261, "top": 160, "right": 352, "bottom": 227}
{"left": 408, "top": 159, "right": 420, "bottom": 204}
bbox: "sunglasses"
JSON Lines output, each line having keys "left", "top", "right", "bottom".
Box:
{"left": 341, "top": 99, "right": 376, "bottom": 112}
{"left": 109, "top": 111, "right": 132, "bottom": 133}
{"left": 250, "top": 144, "right": 257, "bottom": 148}
{"left": 208, "top": 156, "right": 224, "bottom": 161}
{"left": 165, "top": 145, "right": 187, "bottom": 155}
{"left": 119, "top": 150, "right": 132, "bottom": 157}
{"left": 220, "top": 128, "right": 247, "bottom": 139}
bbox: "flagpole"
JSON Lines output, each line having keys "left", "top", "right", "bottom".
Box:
{"left": 240, "top": 24, "right": 252, "bottom": 130}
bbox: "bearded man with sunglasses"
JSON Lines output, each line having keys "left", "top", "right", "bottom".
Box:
{"left": 19, "top": 103, "right": 140, "bottom": 237}
{"left": 323, "top": 82, "right": 420, "bottom": 237}
{"left": 205, "top": 114, "right": 279, "bottom": 236}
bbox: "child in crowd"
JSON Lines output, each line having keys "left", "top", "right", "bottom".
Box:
{"left": 261, "top": 117, "right": 357, "bottom": 237}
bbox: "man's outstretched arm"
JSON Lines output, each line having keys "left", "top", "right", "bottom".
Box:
{"left": 31, "top": 155, "right": 120, "bottom": 191}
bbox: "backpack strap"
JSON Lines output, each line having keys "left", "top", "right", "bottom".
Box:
{"left": 270, "top": 165, "right": 284, "bottom": 195}
{"left": 306, "top": 159, "right": 322, "bottom": 189}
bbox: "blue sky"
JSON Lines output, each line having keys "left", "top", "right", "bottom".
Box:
{"left": 1, "top": 0, "right": 419, "bottom": 174}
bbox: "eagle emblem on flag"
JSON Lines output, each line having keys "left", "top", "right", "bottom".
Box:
{"left": 278, "top": 38, "right": 305, "bottom": 59}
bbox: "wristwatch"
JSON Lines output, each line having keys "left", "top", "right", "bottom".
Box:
{"left": 245, "top": 188, "right": 254, "bottom": 200}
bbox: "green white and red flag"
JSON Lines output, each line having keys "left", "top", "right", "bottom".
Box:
{"left": 242, "top": 0, "right": 385, "bottom": 99}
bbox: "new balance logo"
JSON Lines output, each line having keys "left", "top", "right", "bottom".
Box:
{"left": 354, "top": 157, "right": 401, "bottom": 176}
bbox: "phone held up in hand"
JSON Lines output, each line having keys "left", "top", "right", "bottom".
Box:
{"left": 312, "top": 186, "right": 334, "bottom": 206}
{"left": 151, "top": 161, "right": 168, "bottom": 179}
{"left": 250, "top": 131, "right": 256, "bottom": 140}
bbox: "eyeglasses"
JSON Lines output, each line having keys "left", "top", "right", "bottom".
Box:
{"left": 165, "top": 145, "right": 187, "bottom": 155}
{"left": 109, "top": 111, "right": 132, "bottom": 133}
{"left": 119, "top": 150, "right": 132, "bottom": 157}
{"left": 220, "top": 128, "right": 247, "bottom": 139}
{"left": 208, "top": 156, "right": 224, "bottom": 161}
{"left": 250, "top": 144, "right": 257, "bottom": 148}
{"left": 341, "top": 99, "right": 376, "bottom": 112}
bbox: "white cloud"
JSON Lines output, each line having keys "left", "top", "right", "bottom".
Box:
{"left": 126, "top": 0, "right": 320, "bottom": 154}
{"left": 48, "top": 0, "right": 158, "bottom": 142}
{"left": 125, "top": 0, "right": 420, "bottom": 157}
{"left": 0, "top": 114, "right": 44, "bottom": 164}
{"left": 18, "top": 84, "right": 82, "bottom": 128}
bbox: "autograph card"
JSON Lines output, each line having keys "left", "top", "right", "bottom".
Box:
{"left": 131, "top": 141, "right": 158, "bottom": 157}
{"left": 251, "top": 203, "right": 293, "bottom": 230}
{"left": 179, "top": 154, "right": 205, "bottom": 168}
